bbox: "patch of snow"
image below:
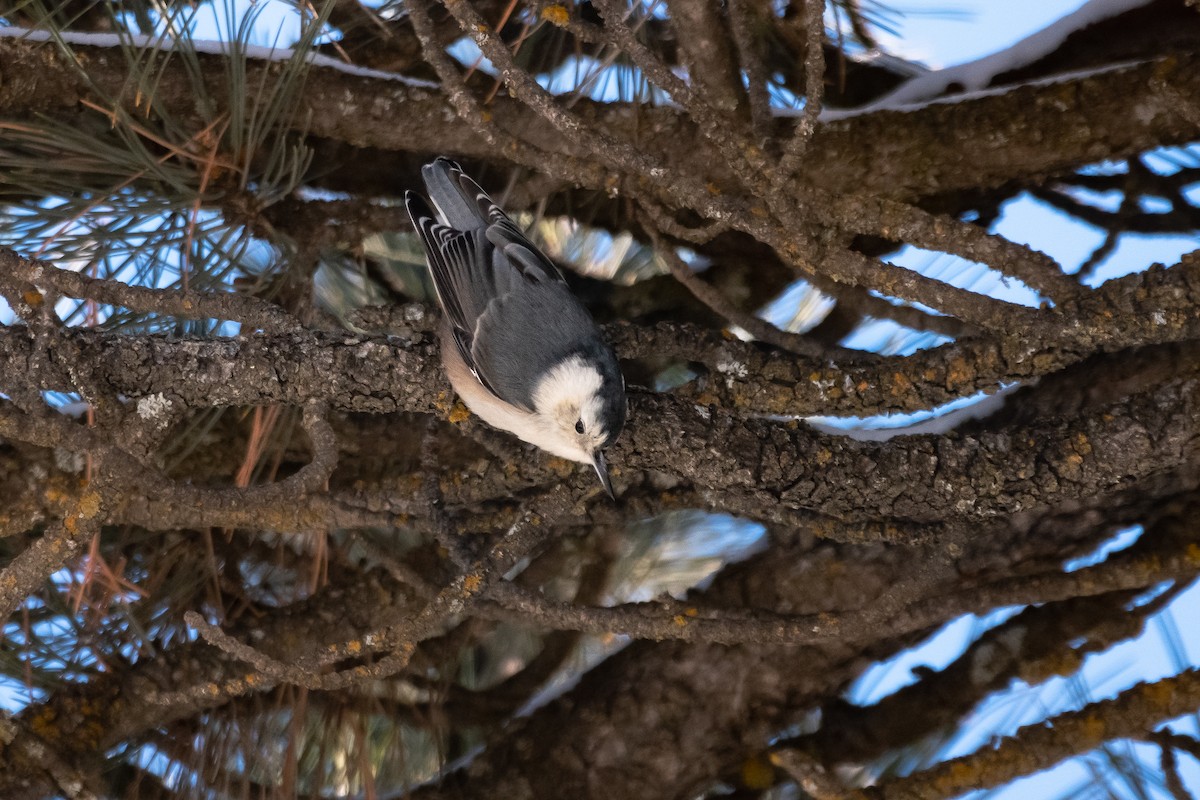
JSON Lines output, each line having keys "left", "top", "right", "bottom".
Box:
{"left": 808, "top": 0, "right": 1153, "bottom": 121}
{"left": 806, "top": 383, "right": 1022, "bottom": 442}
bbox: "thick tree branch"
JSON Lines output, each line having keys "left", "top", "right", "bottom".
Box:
{"left": 847, "top": 667, "right": 1200, "bottom": 800}
{"left": 1, "top": 253, "right": 1196, "bottom": 428}
{"left": 2, "top": 34, "right": 1199, "bottom": 202}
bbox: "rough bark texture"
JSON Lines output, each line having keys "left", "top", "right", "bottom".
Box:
{"left": 0, "top": 1, "right": 1198, "bottom": 798}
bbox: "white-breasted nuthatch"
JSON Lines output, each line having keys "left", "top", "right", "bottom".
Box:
{"left": 405, "top": 158, "right": 627, "bottom": 496}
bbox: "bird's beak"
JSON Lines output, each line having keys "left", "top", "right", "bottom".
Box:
{"left": 592, "top": 451, "right": 615, "bottom": 499}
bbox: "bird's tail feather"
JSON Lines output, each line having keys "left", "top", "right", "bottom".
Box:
{"left": 422, "top": 157, "right": 488, "bottom": 231}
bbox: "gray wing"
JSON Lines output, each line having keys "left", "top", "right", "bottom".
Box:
{"left": 469, "top": 282, "right": 604, "bottom": 410}
{"left": 405, "top": 159, "right": 584, "bottom": 408}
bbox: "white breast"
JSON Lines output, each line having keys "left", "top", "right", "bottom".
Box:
{"left": 440, "top": 324, "right": 592, "bottom": 463}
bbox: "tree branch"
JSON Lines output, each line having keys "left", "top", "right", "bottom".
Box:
{"left": 847, "top": 668, "right": 1200, "bottom": 800}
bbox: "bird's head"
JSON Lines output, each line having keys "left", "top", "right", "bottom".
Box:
{"left": 531, "top": 353, "right": 627, "bottom": 497}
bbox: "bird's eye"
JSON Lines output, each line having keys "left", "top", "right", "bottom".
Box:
{"left": 574, "top": 419, "right": 585, "bottom": 434}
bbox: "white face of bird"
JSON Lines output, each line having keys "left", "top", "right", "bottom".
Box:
{"left": 532, "top": 356, "right": 611, "bottom": 460}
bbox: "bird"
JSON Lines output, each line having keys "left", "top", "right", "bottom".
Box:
{"left": 405, "top": 158, "right": 627, "bottom": 497}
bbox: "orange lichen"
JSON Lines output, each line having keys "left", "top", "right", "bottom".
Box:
{"left": 77, "top": 491, "right": 102, "bottom": 519}
{"left": 741, "top": 755, "right": 775, "bottom": 789}
{"left": 1142, "top": 676, "right": 1177, "bottom": 711}
{"left": 540, "top": 4, "right": 570, "bottom": 25}
{"left": 448, "top": 402, "right": 471, "bottom": 424}
{"left": 546, "top": 458, "right": 576, "bottom": 478}
{"left": 28, "top": 707, "right": 58, "bottom": 741}
{"left": 1078, "top": 714, "right": 1107, "bottom": 744}
{"left": 946, "top": 356, "right": 972, "bottom": 387}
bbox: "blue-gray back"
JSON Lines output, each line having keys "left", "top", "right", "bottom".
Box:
{"left": 405, "top": 159, "right": 612, "bottom": 411}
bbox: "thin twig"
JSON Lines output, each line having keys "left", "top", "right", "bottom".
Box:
{"left": 0, "top": 248, "right": 302, "bottom": 333}
{"left": 1155, "top": 734, "right": 1192, "bottom": 800}
{"left": 841, "top": 669, "right": 1200, "bottom": 800}
{"left": 776, "top": 0, "right": 827, "bottom": 182}
{"left": 647, "top": 226, "right": 830, "bottom": 358}
{"left": 728, "top": 0, "right": 773, "bottom": 135}
{"left": 476, "top": 535, "right": 1200, "bottom": 648}
{"left": 174, "top": 488, "right": 571, "bottom": 697}
{"left": 0, "top": 496, "right": 105, "bottom": 623}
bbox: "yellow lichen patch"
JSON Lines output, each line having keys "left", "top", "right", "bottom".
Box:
{"left": 448, "top": 402, "right": 471, "bottom": 424}
{"left": 1152, "top": 54, "right": 1178, "bottom": 82}
{"left": 344, "top": 640, "right": 363, "bottom": 655}
{"left": 1019, "top": 648, "right": 1081, "bottom": 683}
{"left": 28, "top": 706, "right": 58, "bottom": 741}
{"left": 1065, "top": 453, "right": 1084, "bottom": 467}
{"left": 77, "top": 491, "right": 102, "bottom": 519}
{"left": 463, "top": 573, "right": 483, "bottom": 593}
{"left": 546, "top": 457, "right": 576, "bottom": 478}
{"left": 890, "top": 371, "right": 914, "bottom": 397}
{"left": 706, "top": 182, "right": 721, "bottom": 196}
{"left": 1073, "top": 433, "right": 1092, "bottom": 455}
{"left": 540, "top": 4, "right": 570, "bottom": 25}
{"left": 63, "top": 515, "right": 78, "bottom": 534}
{"left": 76, "top": 716, "right": 106, "bottom": 750}
{"left": 741, "top": 755, "right": 775, "bottom": 790}
{"left": 1142, "top": 676, "right": 1176, "bottom": 711}
{"left": 673, "top": 614, "right": 688, "bottom": 627}
{"left": 940, "top": 760, "right": 976, "bottom": 791}
{"left": 946, "top": 356, "right": 972, "bottom": 387}
{"left": 817, "top": 610, "right": 840, "bottom": 628}
{"left": 684, "top": 607, "right": 698, "bottom": 617}
{"left": 1079, "top": 713, "right": 1107, "bottom": 744}
{"left": 22, "top": 289, "right": 44, "bottom": 308}
{"left": 43, "top": 481, "right": 73, "bottom": 505}
{"left": 814, "top": 449, "right": 832, "bottom": 466}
